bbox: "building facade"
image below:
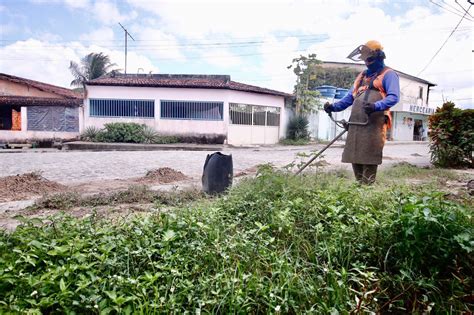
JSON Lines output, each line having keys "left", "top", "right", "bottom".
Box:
{"left": 314, "top": 62, "right": 436, "bottom": 141}
{"left": 0, "top": 73, "right": 82, "bottom": 144}
{"left": 84, "top": 74, "right": 293, "bottom": 145}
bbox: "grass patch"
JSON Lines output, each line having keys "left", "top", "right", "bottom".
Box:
{"left": 379, "top": 162, "right": 461, "bottom": 182}
{"left": 279, "top": 138, "right": 311, "bottom": 145}
{"left": 31, "top": 185, "right": 204, "bottom": 210}
{"left": 1, "top": 169, "right": 472, "bottom": 313}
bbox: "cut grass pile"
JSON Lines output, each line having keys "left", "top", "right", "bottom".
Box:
{"left": 0, "top": 166, "right": 472, "bottom": 313}
{"left": 0, "top": 172, "right": 65, "bottom": 202}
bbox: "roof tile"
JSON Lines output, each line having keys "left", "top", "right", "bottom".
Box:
{"left": 87, "top": 74, "right": 293, "bottom": 97}
{"left": 0, "top": 73, "right": 83, "bottom": 99}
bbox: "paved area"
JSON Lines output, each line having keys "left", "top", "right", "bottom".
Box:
{"left": 0, "top": 143, "right": 431, "bottom": 185}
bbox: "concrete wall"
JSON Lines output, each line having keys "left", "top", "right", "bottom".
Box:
{"left": 84, "top": 85, "right": 288, "bottom": 144}
{"left": 308, "top": 96, "right": 351, "bottom": 141}
{"left": 0, "top": 80, "right": 62, "bottom": 98}
{"left": 391, "top": 76, "right": 430, "bottom": 111}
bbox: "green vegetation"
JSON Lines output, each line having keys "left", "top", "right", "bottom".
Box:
{"left": 31, "top": 186, "right": 204, "bottom": 210}
{"left": 429, "top": 101, "right": 474, "bottom": 168}
{"left": 286, "top": 115, "right": 311, "bottom": 141}
{"left": 279, "top": 138, "right": 310, "bottom": 145}
{"left": 288, "top": 54, "right": 322, "bottom": 115}
{"left": 310, "top": 66, "right": 360, "bottom": 90}
{"left": 1, "top": 167, "right": 472, "bottom": 313}
{"left": 69, "top": 52, "right": 118, "bottom": 88}
{"left": 80, "top": 123, "right": 179, "bottom": 144}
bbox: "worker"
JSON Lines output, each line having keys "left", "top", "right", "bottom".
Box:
{"left": 324, "top": 40, "right": 400, "bottom": 184}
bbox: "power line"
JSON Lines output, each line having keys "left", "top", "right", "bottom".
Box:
{"left": 440, "top": 0, "right": 468, "bottom": 14}
{"left": 416, "top": 4, "right": 471, "bottom": 77}
{"left": 429, "top": 0, "right": 474, "bottom": 21}
{"left": 1, "top": 27, "right": 471, "bottom": 54}
{"left": 454, "top": 0, "right": 474, "bottom": 17}
{"left": 0, "top": 25, "right": 470, "bottom": 45}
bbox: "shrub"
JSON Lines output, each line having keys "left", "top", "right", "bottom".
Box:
{"left": 96, "top": 122, "right": 146, "bottom": 143}
{"left": 80, "top": 126, "right": 102, "bottom": 141}
{"left": 286, "top": 115, "right": 310, "bottom": 140}
{"left": 81, "top": 123, "right": 184, "bottom": 144}
{"left": 141, "top": 125, "right": 160, "bottom": 144}
{"left": 429, "top": 102, "right": 474, "bottom": 168}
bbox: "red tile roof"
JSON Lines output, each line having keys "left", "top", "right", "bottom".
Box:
{"left": 0, "top": 95, "right": 82, "bottom": 107}
{"left": 0, "top": 73, "right": 83, "bottom": 99}
{"left": 87, "top": 74, "right": 293, "bottom": 97}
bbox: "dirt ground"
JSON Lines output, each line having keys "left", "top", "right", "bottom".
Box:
{"left": 0, "top": 166, "right": 260, "bottom": 231}
{"left": 0, "top": 172, "right": 65, "bottom": 202}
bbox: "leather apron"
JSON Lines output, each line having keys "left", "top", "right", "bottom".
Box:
{"left": 341, "top": 76, "right": 386, "bottom": 165}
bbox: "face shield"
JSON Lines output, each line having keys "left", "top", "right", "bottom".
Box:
{"left": 346, "top": 45, "right": 374, "bottom": 62}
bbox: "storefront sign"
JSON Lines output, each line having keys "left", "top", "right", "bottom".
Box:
{"left": 409, "top": 105, "right": 434, "bottom": 115}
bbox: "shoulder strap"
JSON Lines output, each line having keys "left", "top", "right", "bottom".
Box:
{"left": 364, "top": 67, "right": 389, "bottom": 103}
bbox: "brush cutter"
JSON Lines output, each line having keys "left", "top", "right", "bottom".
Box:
{"left": 296, "top": 113, "right": 369, "bottom": 175}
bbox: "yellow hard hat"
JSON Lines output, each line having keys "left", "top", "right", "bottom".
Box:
{"left": 347, "top": 40, "right": 385, "bottom": 62}
{"left": 364, "top": 40, "right": 383, "bottom": 51}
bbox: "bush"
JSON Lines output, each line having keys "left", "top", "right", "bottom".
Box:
{"left": 80, "top": 126, "right": 102, "bottom": 141}
{"left": 81, "top": 123, "right": 180, "bottom": 144}
{"left": 286, "top": 115, "right": 310, "bottom": 140}
{"left": 429, "top": 102, "right": 474, "bottom": 168}
{"left": 97, "top": 122, "right": 146, "bottom": 143}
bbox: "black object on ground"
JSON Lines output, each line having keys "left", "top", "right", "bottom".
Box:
{"left": 202, "top": 152, "right": 233, "bottom": 194}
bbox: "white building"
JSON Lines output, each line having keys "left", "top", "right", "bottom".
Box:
{"left": 313, "top": 62, "right": 436, "bottom": 141}
{"left": 84, "top": 74, "right": 293, "bottom": 145}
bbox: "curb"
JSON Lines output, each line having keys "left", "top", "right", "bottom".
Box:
{"left": 62, "top": 141, "right": 223, "bottom": 152}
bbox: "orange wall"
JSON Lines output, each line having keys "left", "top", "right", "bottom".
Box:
{"left": 0, "top": 80, "right": 62, "bottom": 98}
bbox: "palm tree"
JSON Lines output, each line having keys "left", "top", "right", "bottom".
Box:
{"left": 69, "top": 52, "right": 117, "bottom": 88}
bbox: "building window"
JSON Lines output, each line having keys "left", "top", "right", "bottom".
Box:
{"left": 229, "top": 103, "right": 280, "bottom": 126}
{"left": 90, "top": 99, "right": 155, "bottom": 118}
{"left": 418, "top": 86, "right": 423, "bottom": 100}
{"left": 160, "top": 100, "right": 223, "bottom": 120}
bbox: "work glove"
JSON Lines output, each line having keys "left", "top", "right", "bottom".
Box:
{"left": 363, "top": 102, "right": 376, "bottom": 115}
{"left": 324, "top": 102, "right": 333, "bottom": 114}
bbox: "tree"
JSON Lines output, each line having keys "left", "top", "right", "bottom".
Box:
{"left": 69, "top": 52, "right": 118, "bottom": 88}
{"left": 309, "top": 66, "right": 360, "bottom": 90}
{"left": 287, "top": 54, "right": 322, "bottom": 115}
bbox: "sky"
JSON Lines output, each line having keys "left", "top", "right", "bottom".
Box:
{"left": 0, "top": 0, "right": 472, "bottom": 109}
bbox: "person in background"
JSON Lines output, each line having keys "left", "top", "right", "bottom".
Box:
{"left": 324, "top": 40, "right": 400, "bottom": 184}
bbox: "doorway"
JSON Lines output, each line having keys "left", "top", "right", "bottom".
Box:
{"left": 0, "top": 106, "right": 22, "bottom": 131}
{"left": 413, "top": 119, "right": 423, "bottom": 141}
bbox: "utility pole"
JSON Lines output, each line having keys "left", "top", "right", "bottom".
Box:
{"left": 119, "top": 23, "right": 135, "bottom": 74}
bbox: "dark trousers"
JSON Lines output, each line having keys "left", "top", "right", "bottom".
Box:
{"left": 352, "top": 164, "right": 378, "bottom": 184}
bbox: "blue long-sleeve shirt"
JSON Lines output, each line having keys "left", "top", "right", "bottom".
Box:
{"left": 331, "top": 70, "right": 400, "bottom": 112}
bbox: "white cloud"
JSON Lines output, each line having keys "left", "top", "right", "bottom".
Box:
{"left": 64, "top": 0, "right": 90, "bottom": 8}
{"left": 199, "top": 48, "right": 242, "bottom": 68}
{"left": 30, "top": 0, "right": 89, "bottom": 8}
{"left": 256, "top": 36, "right": 300, "bottom": 93}
{"left": 0, "top": 39, "right": 159, "bottom": 88}
{"left": 127, "top": 0, "right": 355, "bottom": 38}
{"left": 79, "top": 27, "right": 115, "bottom": 42}
{"left": 128, "top": 26, "right": 186, "bottom": 61}
{"left": 92, "top": 0, "right": 135, "bottom": 25}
